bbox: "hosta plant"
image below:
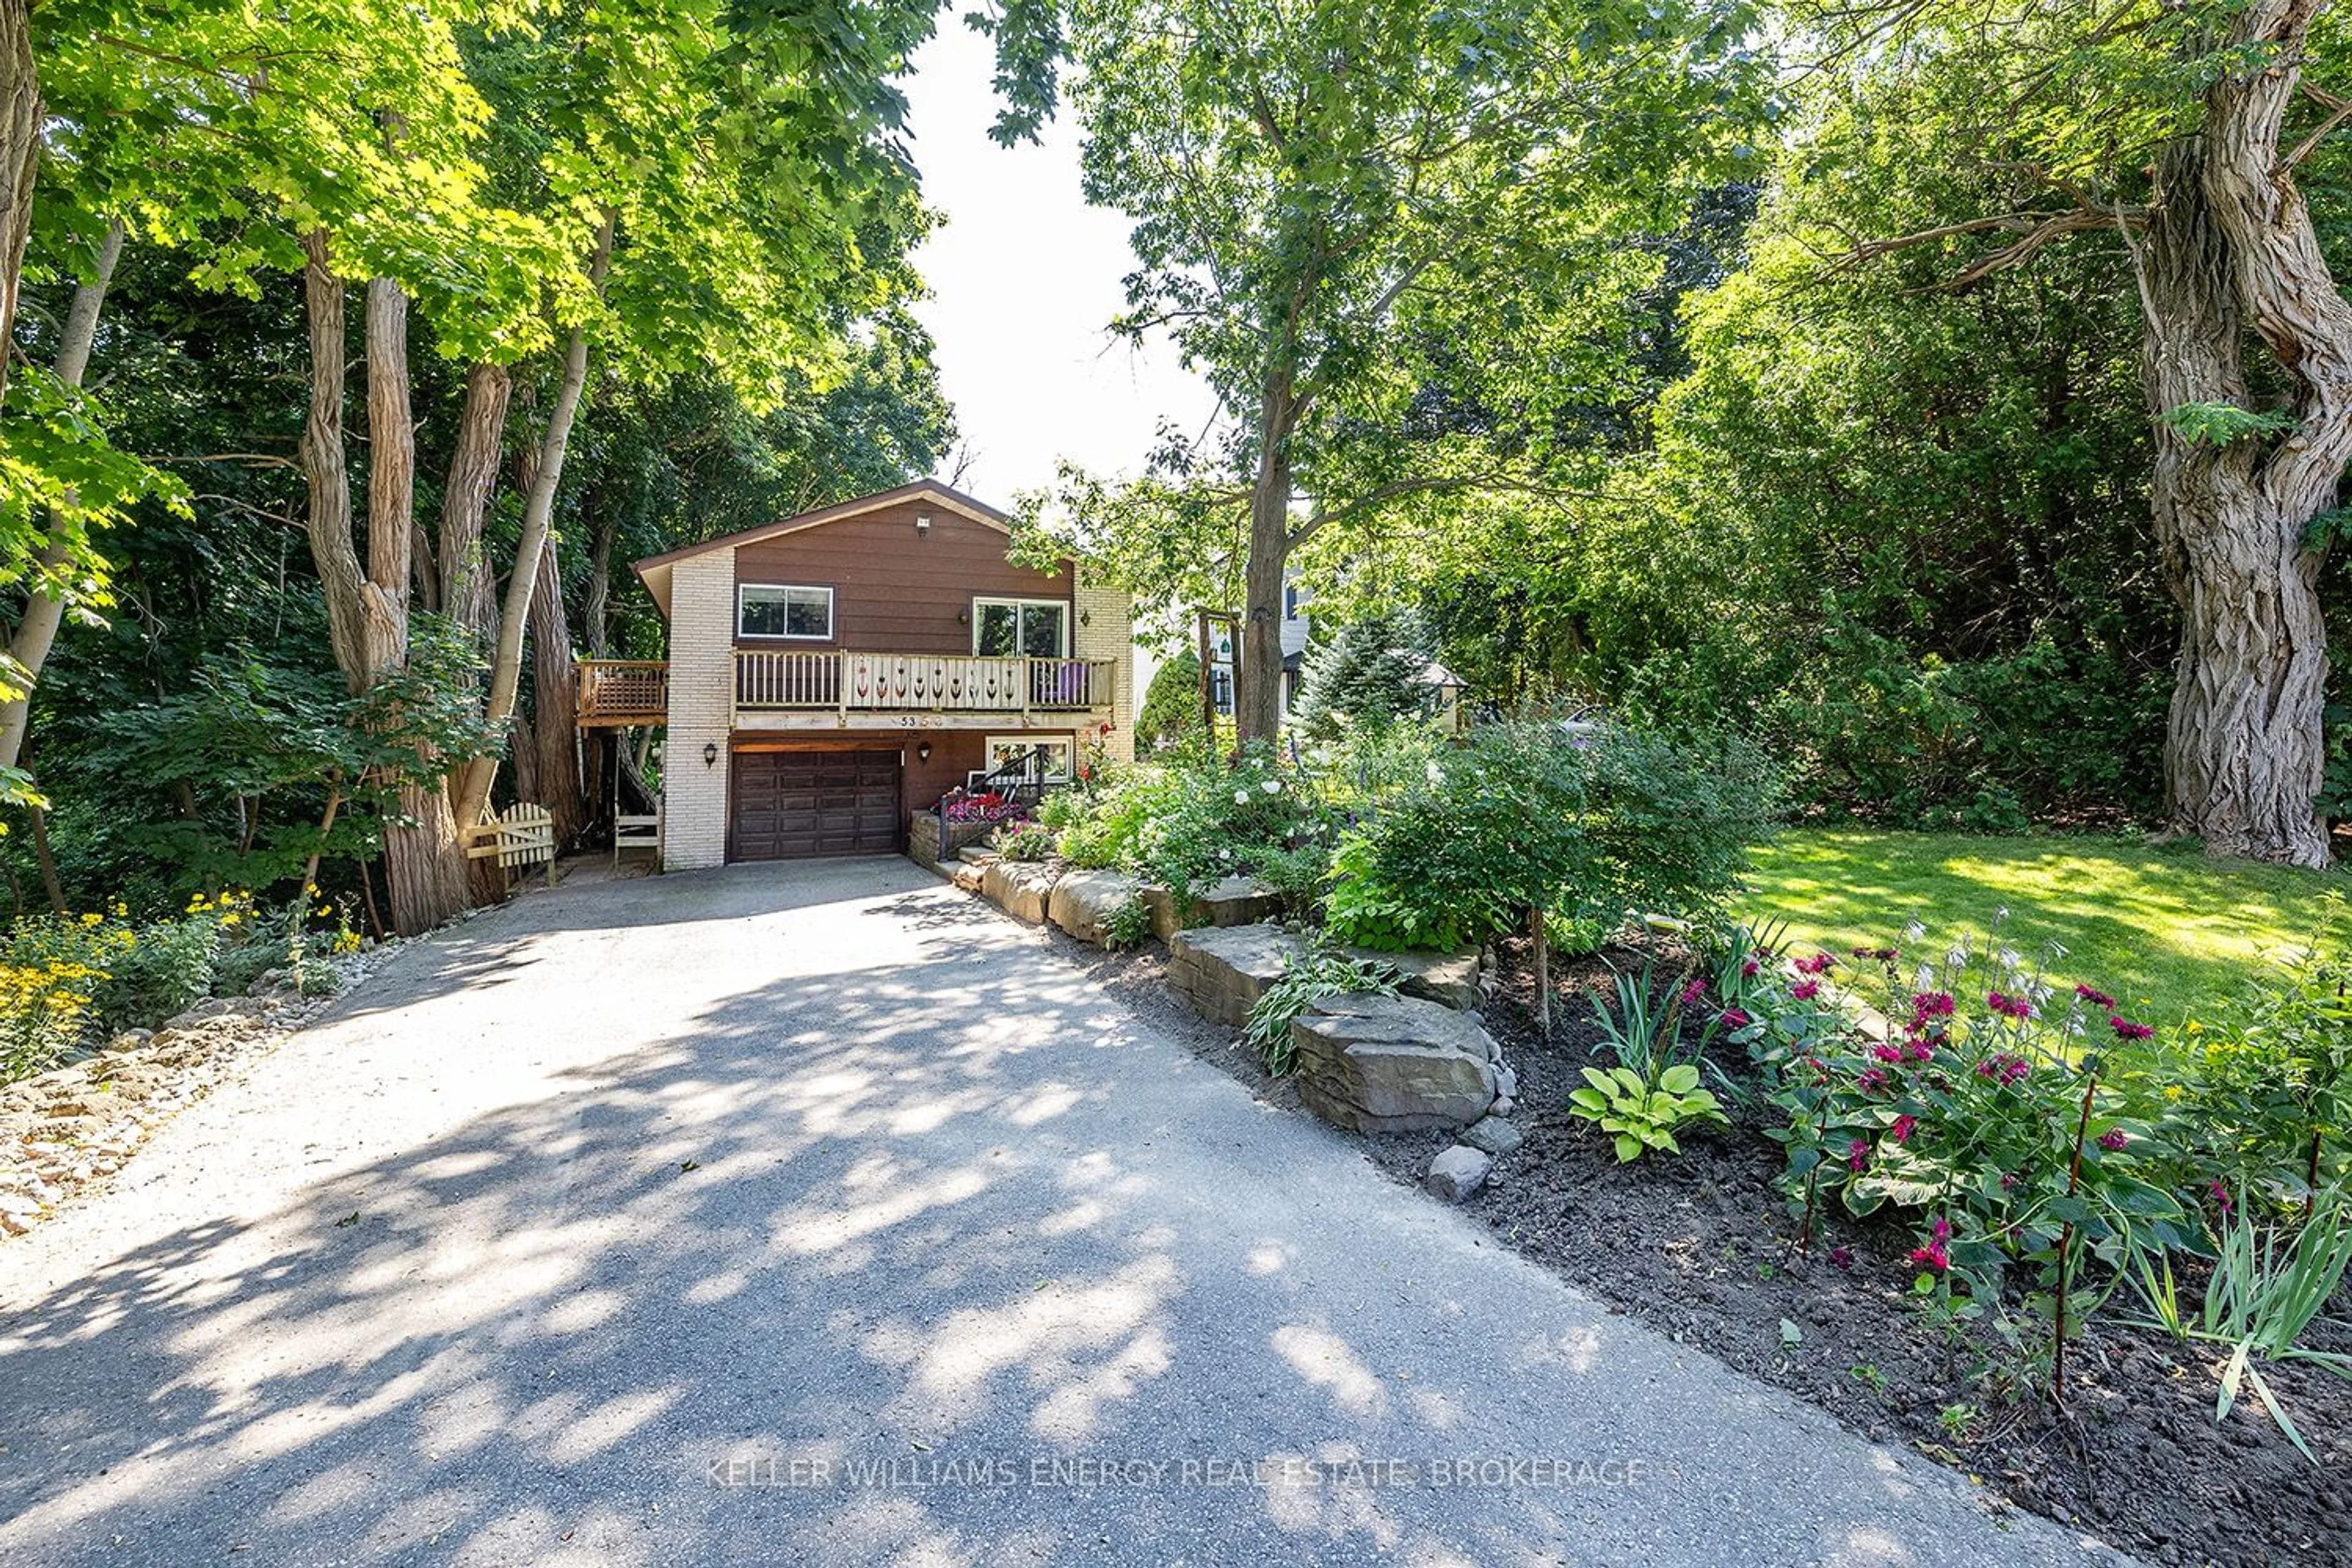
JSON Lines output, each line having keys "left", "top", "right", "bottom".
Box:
{"left": 1570, "top": 1062, "right": 1727, "bottom": 1163}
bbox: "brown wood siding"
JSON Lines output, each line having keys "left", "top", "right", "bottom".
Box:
{"left": 732, "top": 502, "right": 1072, "bottom": 654}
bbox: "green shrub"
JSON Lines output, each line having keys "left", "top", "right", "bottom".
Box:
{"left": 1322, "top": 721, "right": 1591, "bottom": 952}
{"left": 94, "top": 912, "right": 216, "bottom": 1028}
{"left": 1102, "top": 895, "right": 1155, "bottom": 952}
{"left": 0, "top": 913, "right": 130, "bottom": 1082}
{"left": 2171, "top": 945, "right": 2352, "bottom": 1203}
{"left": 1130, "top": 744, "right": 1333, "bottom": 904}
{"left": 1135, "top": 649, "right": 1207, "bottom": 753}
{"left": 1576, "top": 725, "right": 1778, "bottom": 933}
{"left": 993, "top": 822, "right": 1055, "bottom": 861}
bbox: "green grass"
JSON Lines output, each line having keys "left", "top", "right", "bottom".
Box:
{"left": 1741, "top": 829, "right": 2352, "bottom": 1028}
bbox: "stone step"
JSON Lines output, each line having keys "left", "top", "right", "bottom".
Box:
{"left": 957, "top": 845, "right": 1001, "bottom": 867}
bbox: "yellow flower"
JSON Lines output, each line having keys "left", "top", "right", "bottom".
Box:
{"left": 2185, "top": 1019, "right": 2203, "bottom": 1035}
{"left": 79, "top": 912, "right": 102, "bottom": 927}
{"left": 2163, "top": 1084, "right": 2186, "bottom": 1101}
{"left": 111, "top": 902, "right": 127, "bottom": 918}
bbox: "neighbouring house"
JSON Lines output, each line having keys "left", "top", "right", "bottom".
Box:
{"left": 578, "top": 480, "right": 1134, "bottom": 869}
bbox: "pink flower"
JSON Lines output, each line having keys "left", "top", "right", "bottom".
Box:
{"left": 2097, "top": 1129, "right": 2128, "bottom": 1152}
{"left": 1795, "top": 952, "right": 1836, "bottom": 976}
{"left": 1857, "top": 1068, "right": 1890, "bottom": 1093}
{"left": 1721, "top": 1007, "right": 1751, "bottom": 1030}
{"left": 1679, "top": 976, "right": 1707, "bottom": 1006}
{"left": 2209, "top": 1178, "right": 2235, "bottom": 1212}
{"left": 2075, "top": 984, "right": 2116, "bottom": 1009}
{"left": 1911, "top": 992, "right": 1956, "bottom": 1020}
{"left": 1890, "top": 1114, "right": 1917, "bottom": 1144}
{"left": 1790, "top": 979, "right": 1820, "bottom": 1002}
{"left": 1829, "top": 1245, "right": 1855, "bottom": 1270}
{"left": 2002, "top": 1057, "right": 2030, "bottom": 1085}
{"left": 1986, "top": 990, "right": 2035, "bottom": 1021}
{"left": 1904, "top": 1038, "right": 1936, "bottom": 1063}
{"left": 1847, "top": 1139, "right": 1869, "bottom": 1172}
{"left": 2109, "top": 1016, "right": 2154, "bottom": 1042}
{"left": 1908, "top": 1243, "right": 1949, "bottom": 1273}
{"left": 1741, "top": 958, "right": 1761, "bottom": 978}
{"left": 1872, "top": 1042, "right": 1904, "bottom": 1064}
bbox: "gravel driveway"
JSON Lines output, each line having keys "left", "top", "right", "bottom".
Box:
{"left": 0, "top": 858, "right": 2132, "bottom": 1566}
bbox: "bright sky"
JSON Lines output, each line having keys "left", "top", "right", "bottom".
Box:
{"left": 900, "top": 21, "right": 1216, "bottom": 507}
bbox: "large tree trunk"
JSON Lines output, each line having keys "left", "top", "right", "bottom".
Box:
{"left": 0, "top": 0, "right": 36, "bottom": 414}
{"left": 2133, "top": 6, "right": 2352, "bottom": 867}
{"left": 1236, "top": 373, "right": 1296, "bottom": 744}
{"left": 453, "top": 210, "right": 615, "bottom": 829}
{"left": 526, "top": 532, "right": 586, "bottom": 843}
{"left": 366, "top": 275, "right": 474, "bottom": 932}
{"left": 584, "top": 494, "right": 616, "bottom": 656}
{"left": 0, "top": 219, "right": 125, "bottom": 772}
{"left": 439, "top": 362, "right": 511, "bottom": 646}
{"left": 298, "top": 235, "right": 372, "bottom": 686}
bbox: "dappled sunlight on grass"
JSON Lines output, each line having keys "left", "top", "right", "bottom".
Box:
{"left": 1745, "top": 829, "right": 2352, "bottom": 1025}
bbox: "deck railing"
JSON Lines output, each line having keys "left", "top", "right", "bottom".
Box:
{"left": 577, "top": 652, "right": 1117, "bottom": 726}
{"left": 735, "top": 650, "right": 1114, "bottom": 715}
{"left": 576, "top": 660, "right": 671, "bottom": 726}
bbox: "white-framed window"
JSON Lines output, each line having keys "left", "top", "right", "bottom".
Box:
{"left": 739, "top": 583, "right": 833, "bottom": 640}
{"left": 986, "top": 734, "right": 1074, "bottom": 783}
{"left": 973, "top": 597, "right": 1068, "bottom": 658}
{"left": 1283, "top": 583, "right": 1303, "bottom": 620}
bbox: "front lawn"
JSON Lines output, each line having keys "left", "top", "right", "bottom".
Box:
{"left": 1741, "top": 828, "right": 2352, "bottom": 1027}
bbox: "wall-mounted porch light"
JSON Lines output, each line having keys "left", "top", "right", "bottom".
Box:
{"left": 916, "top": 742, "right": 932, "bottom": 763}
{"left": 703, "top": 742, "right": 719, "bottom": 769}
{"left": 916, "top": 513, "right": 932, "bottom": 535}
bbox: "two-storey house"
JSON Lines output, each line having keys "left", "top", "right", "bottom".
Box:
{"left": 578, "top": 481, "right": 1133, "bottom": 870}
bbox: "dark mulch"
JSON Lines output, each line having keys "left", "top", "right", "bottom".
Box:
{"left": 1083, "top": 926, "right": 2352, "bottom": 1568}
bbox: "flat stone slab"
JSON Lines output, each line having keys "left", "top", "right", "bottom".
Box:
{"left": 1293, "top": 992, "right": 1499, "bottom": 1134}
{"left": 1143, "top": 876, "right": 1281, "bottom": 939}
{"left": 1167, "top": 922, "right": 1306, "bottom": 1030}
{"left": 1458, "top": 1115, "right": 1524, "bottom": 1158}
{"left": 981, "top": 859, "right": 1063, "bottom": 923}
{"left": 1426, "top": 1144, "right": 1494, "bottom": 1202}
{"left": 1346, "top": 946, "right": 1482, "bottom": 1010}
{"left": 1048, "top": 869, "right": 1148, "bottom": 947}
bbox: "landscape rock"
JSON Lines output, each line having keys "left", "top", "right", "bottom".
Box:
{"left": 1459, "top": 1115, "right": 1525, "bottom": 1158}
{"left": 1047, "top": 869, "right": 1148, "bottom": 948}
{"left": 1425, "top": 1144, "right": 1493, "bottom": 1202}
{"left": 1490, "top": 1096, "right": 1516, "bottom": 1118}
{"left": 1291, "top": 992, "right": 1500, "bottom": 1134}
{"left": 1167, "top": 923, "right": 1307, "bottom": 1030}
{"left": 1493, "top": 1063, "right": 1518, "bottom": 1099}
{"left": 1347, "top": 946, "right": 1482, "bottom": 1010}
{"left": 1142, "top": 876, "right": 1281, "bottom": 940}
{"left": 981, "top": 858, "right": 1065, "bottom": 923}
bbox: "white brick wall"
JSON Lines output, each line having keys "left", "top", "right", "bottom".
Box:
{"left": 663, "top": 549, "right": 737, "bottom": 870}
{"left": 1074, "top": 573, "right": 1136, "bottom": 766}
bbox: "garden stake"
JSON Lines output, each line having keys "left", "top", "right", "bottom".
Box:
{"left": 1528, "top": 903, "right": 1551, "bottom": 1038}
{"left": 2052, "top": 1062, "right": 2100, "bottom": 1409}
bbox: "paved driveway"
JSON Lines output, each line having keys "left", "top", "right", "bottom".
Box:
{"left": 1, "top": 860, "right": 2127, "bottom": 1566}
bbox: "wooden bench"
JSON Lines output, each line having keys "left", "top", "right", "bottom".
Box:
{"left": 614, "top": 804, "right": 662, "bottom": 865}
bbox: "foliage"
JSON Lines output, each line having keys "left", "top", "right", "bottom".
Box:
{"left": 1101, "top": 894, "right": 1154, "bottom": 954}
{"left": 1324, "top": 720, "right": 1767, "bottom": 956}
{"left": 1291, "top": 609, "right": 1431, "bottom": 741}
{"left": 1129, "top": 745, "right": 1333, "bottom": 907}
{"left": 992, "top": 821, "right": 1055, "bottom": 862}
{"left": 0, "top": 910, "right": 130, "bottom": 1082}
{"left": 1244, "top": 943, "right": 1400, "bottom": 1078}
{"left": 1134, "top": 649, "right": 1205, "bottom": 754}
{"left": 1570, "top": 1062, "right": 1727, "bottom": 1163}
{"left": 2129, "top": 1191, "right": 2352, "bottom": 1465}
{"left": 2171, "top": 943, "right": 2352, "bottom": 1203}
{"left": 1323, "top": 721, "right": 1595, "bottom": 952}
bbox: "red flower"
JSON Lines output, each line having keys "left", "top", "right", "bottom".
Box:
{"left": 1795, "top": 952, "right": 1836, "bottom": 976}
{"left": 1721, "top": 1007, "right": 1751, "bottom": 1030}
{"left": 2108, "top": 1016, "right": 2154, "bottom": 1042}
{"left": 2075, "top": 984, "right": 2116, "bottom": 1009}
{"left": 1890, "top": 1114, "right": 1917, "bottom": 1144}
{"left": 1679, "top": 976, "right": 1707, "bottom": 1006}
{"left": 2097, "top": 1129, "right": 2128, "bottom": 1152}
{"left": 1847, "top": 1139, "right": 1870, "bottom": 1172}
{"left": 1790, "top": 979, "right": 1820, "bottom": 1002}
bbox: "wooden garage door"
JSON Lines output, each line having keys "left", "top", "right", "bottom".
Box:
{"left": 730, "top": 748, "right": 902, "bottom": 860}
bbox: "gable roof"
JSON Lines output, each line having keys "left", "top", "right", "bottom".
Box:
{"left": 630, "top": 480, "right": 1016, "bottom": 619}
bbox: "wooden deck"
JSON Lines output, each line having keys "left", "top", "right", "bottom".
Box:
{"left": 576, "top": 652, "right": 1115, "bottom": 729}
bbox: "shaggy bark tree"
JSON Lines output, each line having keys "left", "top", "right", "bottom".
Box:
{"left": 1825, "top": 0, "right": 2352, "bottom": 864}
{"left": 0, "top": 0, "right": 34, "bottom": 413}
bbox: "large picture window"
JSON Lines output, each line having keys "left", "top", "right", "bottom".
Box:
{"left": 739, "top": 584, "right": 833, "bottom": 640}
{"left": 984, "top": 734, "right": 1075, "bottom": 783}
{"left": 973, "top": 597, "right": 1068, "bottom": 658}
